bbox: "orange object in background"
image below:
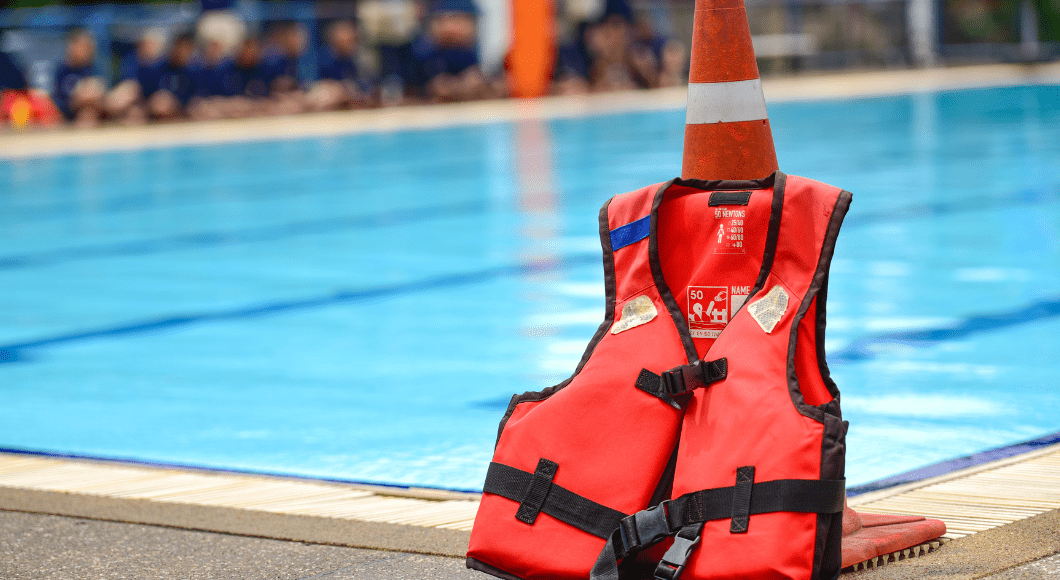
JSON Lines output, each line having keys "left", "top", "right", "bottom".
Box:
{"left": 508, "top": 0, "right": 555, "bottom": 98}
{"left": 1, "top": 89, "right": 62, "bottom": 129}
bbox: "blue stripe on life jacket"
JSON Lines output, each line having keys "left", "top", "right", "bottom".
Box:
{"left": 609, "top": 215, "right": 651, "bottom": 250}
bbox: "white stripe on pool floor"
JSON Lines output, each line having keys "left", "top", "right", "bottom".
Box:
{"left": 0, "top": 444, "right": 1057, "bottom": 541}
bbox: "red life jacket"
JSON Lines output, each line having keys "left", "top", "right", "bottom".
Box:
{"left": 467, "top": 172, "right": 851, "bottom": 580}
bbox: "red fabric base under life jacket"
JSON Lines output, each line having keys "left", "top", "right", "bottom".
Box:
{"left": 468, "top": 172, "right": 852, "bottom": 580}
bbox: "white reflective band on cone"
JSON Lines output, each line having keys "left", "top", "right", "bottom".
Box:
{"left": 685, "top": 79, "right": 769, "bottom": 124}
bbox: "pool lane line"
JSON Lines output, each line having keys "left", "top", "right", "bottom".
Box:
{"left": 1, "top": 184, "right": 1056, "bottom": 272}
{"left": 1, "top": 274, "right": 1057, "bottom": 368}
{"left": 829, "top": 295, "right": 1060, "bottom": 364}
{"left": 0, "top": 253, "right": 600, "bottom": 364}
{"left": 467, "top": 294, "right": 1060, "bottom": 410}
{"left": 0, "top": 199, "right": 489, "bottom": 270}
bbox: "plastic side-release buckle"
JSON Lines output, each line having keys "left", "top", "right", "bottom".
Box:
{"left": 661, "top": 358, "right": 728, "bottom": 398}
{"left": 615, "top": 503, "right": 673, "bottom": 559}
{"left": 660, "top": 367, "right": 690, "bottom": 398}
{"left": 654, "top": 523, "right": 704, "bottom": 580}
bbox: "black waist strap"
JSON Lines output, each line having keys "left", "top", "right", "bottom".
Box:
{"left": 483, "top": 461, "right": 627, "bottom": 539}
{"left": 666, "top": 477, "right": 846, "bottom": 535}
{"left": 591, "top": 475, "right": 845, "bottom": 580}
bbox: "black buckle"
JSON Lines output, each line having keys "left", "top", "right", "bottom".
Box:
{"left": 661, "top": 360, "right": 715, "bottom": 396}
{"left": 634, "top": 503, "right": 673, "bottom": 548}
{"left": 654, "top": 524, "right": 703, "bottom": 580}
{"left": 614, "top": 503, "right": 672, "bottom": 559}
{"left": 660, "top": 367, "right": 685, "bottom": 397}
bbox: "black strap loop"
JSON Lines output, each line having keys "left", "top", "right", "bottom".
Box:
{"left": 635, "top": 358, "right": 727, "bottom": 408}
{"left": 483, "top": 462, "right": 627, "bottom": 539}
{"left": 515, "top": 458, "right": 558, "bottom": 524}
{"left": 730, "top": 466, "right": 755, "bottom": 533}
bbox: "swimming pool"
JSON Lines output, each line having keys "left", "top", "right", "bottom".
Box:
{"left": 1, "top": 84, "right": 1058, "bottom": 491}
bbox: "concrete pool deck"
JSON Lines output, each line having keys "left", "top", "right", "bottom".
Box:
{"left": 1, "top": 441, "right": 1059, "bottom": 578}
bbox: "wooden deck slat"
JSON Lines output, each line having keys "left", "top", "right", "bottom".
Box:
{"left": 853, "top": 447, "right": 1060, "bottom": 545}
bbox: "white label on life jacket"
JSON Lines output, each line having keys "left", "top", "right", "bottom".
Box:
{"left": 688, "top": 286, "right": 728, "bottom": 338}
{"left": 747, "top": 285, "right": 789, "bottom": 333}
{"left": 611, "top": 295, "right": 657, "bottom": 334}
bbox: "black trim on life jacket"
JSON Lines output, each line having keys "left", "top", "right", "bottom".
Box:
{"left": 786, "top": 190, "right": 852, "bottom": 424}
{"left": 483, "top": 461, "right": 628, "bottom": 539}
{"left": 649, "top": 172, "right": 787, "bottom": 364}
{"left": 493, "top": 197, "right": 621, "bottom": 448}
{"left": 780, "top": 189, "right": 851, "bottom": 580}
{"left": 466, "top": 557, "right": 525, "bottom": 580}
{"left": 589, "top": 474, "right": 846, "bottom": 580}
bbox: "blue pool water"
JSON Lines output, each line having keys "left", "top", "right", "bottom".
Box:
{"left": 1, "top": 85, "right": 1058, "bottom": 491}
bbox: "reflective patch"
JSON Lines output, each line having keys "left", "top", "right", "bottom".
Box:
{"left": 747, "top": 285, "right": 789, "bottom": 333}
{"left": 611, "top": 295, "right": 657, "bottom": 334}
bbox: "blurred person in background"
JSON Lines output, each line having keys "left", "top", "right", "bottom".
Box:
{"left": 54, "top": 29, "right": 107, "bottom": 127}
{"left": 580, "top": 0, "right": 681, "bottom": 92}
{"left": 147, "top": 33, "right": 200, "bottom": 120}
{"left": 628, "top": 17, "right": 686, "bottom": 88}
{"left": 0, "top": 51, "right": 25, "bottom": 92}
{"left": 188, "top": 9, "right": 249, "bottom": 122}
{"left": 308, "top": 19, "right": 373, "bottom": 112}
{"left": 550, "top": 0, "right": 601, "bottom": 96}
{"left": 189, "top": 35, "right": 236, "bottom": 120}
{"left": 263, "top": 20, "right": 309, "bottom": 114}
{"left": 585, "top": 12, "right": 634, "bottom": 91}
{"left": 227, "top": 36, "right": 270, "bottom": 116}
{"left": 105, "top": 28, "right": 166, "bottom": 125}
{"left": 357, "top": 0, "right": 424, "bottom": 106}
{"left": 416, "top": 0, "right": 492, "bottom": 102}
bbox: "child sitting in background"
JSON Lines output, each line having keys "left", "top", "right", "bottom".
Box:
{"left": 105, "top": 28, "right": 166, "bottom": 124}
{"left": 308, "top": 19, "right": 372, "bottom": 112}
{"left": 263, "top": 21, "right": 309, "bottom": 114}
{"left": 146, "top": 33, "right": 200, "bottom": 120}
{"left": 416, "top": 0, "right": 491, "bottom": 103}
{"left": 54, "top": 29, "right": 107, "bottom": 127}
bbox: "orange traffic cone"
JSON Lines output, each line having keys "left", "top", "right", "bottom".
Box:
{"left": 682, "top": 0, "right": 777, "bottom": 181}
{"left": 680, "top": 0, "right": 947, "bottom": 570}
